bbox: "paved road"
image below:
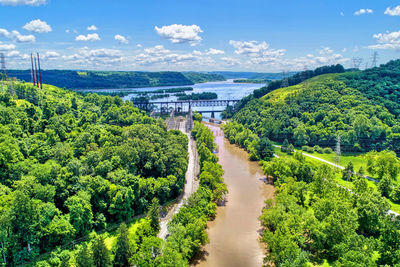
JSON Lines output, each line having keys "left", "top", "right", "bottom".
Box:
{"left": 272, "top": 145, "right": 398, "bottom": 217}
{"left": 158, "top": 119, "right": 200, "bottom": 239}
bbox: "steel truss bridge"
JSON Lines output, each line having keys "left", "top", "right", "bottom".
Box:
{"left": 134, "top": 99, "right": 239, "bottom": 115}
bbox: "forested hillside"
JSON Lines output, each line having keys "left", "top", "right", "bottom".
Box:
{"left": 0, "top": 81, "right": 189, "bottom": 265}
{"left": 7, "top": 70, "right": 225, "bottom": 89}
{"left": 230, "top": 61, "right": 400, "bottom": 153}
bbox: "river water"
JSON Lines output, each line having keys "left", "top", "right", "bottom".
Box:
{"left": 76, "top": 80, "right": 265, "bottom": 120}
{"left": 193, "top": 123, "right": 275, "bottom": 267}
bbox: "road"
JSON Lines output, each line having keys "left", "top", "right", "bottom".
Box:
{"left": 272, "top": 145, "right": 398, "bottom": 216}
{"left": 158, "top": 118, "right": 200, "bottom": 239}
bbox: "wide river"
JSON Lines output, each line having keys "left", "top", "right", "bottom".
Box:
{"left": 78, "top": 80, "right": 265, "bottom": 120}
{"left": 193, "top": 123, "right": 275, "bottom": 267}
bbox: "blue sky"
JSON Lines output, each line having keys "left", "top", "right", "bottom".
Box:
{"left": 0, "top": 0, "right": 399, "bottom": 72}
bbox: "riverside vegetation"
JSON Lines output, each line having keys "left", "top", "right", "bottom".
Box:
{"left": 0, "top": 78, "right": 226, "bottom": 266}
{"left": 223, "top": 60, "right": 400, "bottom": 266}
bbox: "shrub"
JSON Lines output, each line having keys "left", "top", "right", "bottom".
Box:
{"left": 323, "top": 147, "right": 333, "bottom": 154}
{"left": 314, "top": 145, "right": 323, "bottom": 154}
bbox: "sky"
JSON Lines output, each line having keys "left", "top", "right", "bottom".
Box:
{"left": 0, "top": 0, "right": 399, "bottom": 72}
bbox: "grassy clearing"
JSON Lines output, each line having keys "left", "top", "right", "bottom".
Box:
{"left": 273, "top": 147, "right": 400, "bottom": 214}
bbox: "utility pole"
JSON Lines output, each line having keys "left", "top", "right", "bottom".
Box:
{"left": 335, "top": 135, "right": 341, "bottom": 165}
{"left": 0, "top": 52, "right": 6, "bottom": 79}
{"left": 37, "top": 53, "right": 43, "bottom": 89}
{"left": 31, "top": 53, "right": 36, "bottom": 86}
{"left": 370, "top": 51, "right": 378, "bottom": 68}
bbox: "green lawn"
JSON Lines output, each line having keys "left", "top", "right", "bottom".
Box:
{"left": 273, "top": 146, "right": 400, "bottom": 214}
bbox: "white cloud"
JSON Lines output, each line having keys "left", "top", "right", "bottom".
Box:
{"left": 319, "top": 47, "right": 333, "bottom": 55}
{"left": 0, "top": 42, "right": 16, "bottom": 51}
{"left": 62, "top": 47, "right": 123, "bottom": 66}
{"left": 353, "top": 46, "right": 359, "bottom": 52}
{"left": 368, "top": 30, "right": 400, "bottom": 50}
{"left": 114, "top": 34, "right": 128, "bottom": 44}
{"left": 136, "top": 44, "right": 142, "bottom": 48}
{"left": 384, "top": 6, "right": 400, "bottom": 16}
{"left": 12, "top": 30, "right": 35, "bottom": 43}
{"left": 0, "top": 28, "right": 11, "bottom": 38}
{"left": 354, "top": 8, "right": 373, "bottom": 16}
{"left": 340, "top": 12, "right": 344, "bottom": 16}
{"left": 65, "top": 29, "right": 70, "bottom": 33}
{"left": 221, "top": 57, "right": 241, "bottom": 66}
{"left": 0, "top": 28, "right": 35, "bottom": 43}
{"left": 229, "top": 40, "right": 269, "bottom": 56}
{"left": 43, "top": 51, "right": 59, "bottom": 59}
{"left": 87, "top": 25, "right": 97, "bottom": 31}
{"left": 75, "top": 33, "right": 100, "bottom": 42}
{"left": 205, "top": 48, "right": 224, "bottom": 55}
{"left": 6, "top": 50, "right": 29, "bottom": 59}
{"left": 0, "top": 0, "right": 46, "bottom": 6}
{"left": 134, "top": 44, "right": 215, "bottom": 67}
{"left": 23, "top": 19, "right": 52, "bottom": 33}
{"left": 229, "top": 40, "right": 286, "bottom": 65}
{"left": 342, "top": 48, "right": 347, "bottom": 52}
{"left": 154, "top": 24, "right": 203, "bottom": 46}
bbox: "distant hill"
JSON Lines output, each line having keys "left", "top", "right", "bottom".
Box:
{"left": 7, "top": 70, "right": 225, "bottom": 89}
{"left": 229, "top": 61, "right": 400, "bottom": 153}
{"left": 210, "top": 71, "right": 297, "bottom": 80}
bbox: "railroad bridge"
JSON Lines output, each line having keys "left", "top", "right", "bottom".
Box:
{"left": 134, "top": 99, "right": 239, "bottom": 116}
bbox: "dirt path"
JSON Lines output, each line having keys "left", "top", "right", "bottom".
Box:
{"left": 158, "top": 119, "right": 200, "bottom": 239}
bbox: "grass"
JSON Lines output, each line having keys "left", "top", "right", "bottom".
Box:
{"left": 273, "top": 146, "right": 400, "bottom": 214}
{"left": 103, "top": 218, "right": 145, "bottom": 250}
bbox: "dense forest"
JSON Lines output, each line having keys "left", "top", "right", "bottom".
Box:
{"left": 228, "top": 61, "right": 400, "bottom": 153}
{"left": 0, "top": 80, "right": 190, "bottom": 265}
{"left": 260, "top": 155, "right": 400, "bottom": 266}
{"left": 32, "top": 119, "right": 226, "bottom": 267}
{"left": 7, "top": 70, "right": 225, "bottom": 90}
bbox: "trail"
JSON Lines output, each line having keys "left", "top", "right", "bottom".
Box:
{"left": 272, "top": 145, "right": 399, "bottom": 216}
{"left": 158, "top": 118, "right": 200, "bottom": 239}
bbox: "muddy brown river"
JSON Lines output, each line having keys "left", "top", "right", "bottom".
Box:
{"left": 193, "top": 123, "right": 275, "bottom": 267}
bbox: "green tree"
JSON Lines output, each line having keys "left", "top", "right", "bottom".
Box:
{"left": 76, "top": 244, "right": 94, "bottom": 267}
{"left": 147, "top": 198, "right": 160, "bottom": 233}
{"left": 113, "top": 223, "right": 132, "bottom": 267}
{"left": 66, "top": 191, "right": 93, "bottom": 237}
{"left": 92, "top": 235, "right": 111, "bottom": 267}
{"left": 257, "top": 137, "right": 274, "bottom": 160}
{"left": 342, "top": 161, "right": 354, "bottom": 181}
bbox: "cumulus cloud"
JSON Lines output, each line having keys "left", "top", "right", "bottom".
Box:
{"left": 229, "top": 40, "right": 285, "bottom": 65}
{"left": 384, "top": 6, "right": 400, "bottom": 16}
{"left": 134, "top": 44, "right": 215, "bottom": 67}
{"left": 12, "top": 30, "right": 35, "bottom": 43}
{"left": 319, "top": 47, "right": 333, "bottom": 55}
{"left": 0, "top": 29, "right": 11, "bottom": 38}
{"left": 221, "top": 57, "right": 241, "bottom": 66}
{"left": 368, "top": 30, "right": 400, "bottom": 50}
{"left": 6, "top": 50, "right": 29, "bottom": 60}
{"left": 205, "top": 48, "right": 224, "bottom": 55}
{"left": 354, "top": 8, "right": 373, "bottom": 16}
{"left": 0, "top": 0, "right": 46, "bottom": 6}
{"left": 114, "top": 34, "right": 128, "bottom": 44}
{"left": 0, "top": 28, "right": 35, "bottom": 43}
{"left": 154, "top": 24, "right": 203, "bottom": 46}
{"left": 0, "top": 42, "right": 16, "bottom": 51}
{"left": 75, "top": 33, "right": 100, "bottom": 42}
{"left": 23, "top": 19, "right": 52, "bottom": 33}
{"left": 62, "top": 47, "right": 123, "bottom": 66}
{"left": 87, "top": 25, "right": 97, "bottom": 31}
{"left": 43, "top": 51, "right": 59, "bottom": 59}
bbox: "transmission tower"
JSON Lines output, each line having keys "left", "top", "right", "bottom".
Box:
{"left": 281, "top": 71, "right": 289, "bottom": 88}
{"left": 334, "top": 135, "right": 341, "bottom": 165}
{"left": 0, "top": 53, "right": 6, "bottom": 79}
{"left": 370, "top": 51, "right": 379, "bottom": 68}
{"left": 364, "top": 61, "right": 369, "bottom": 70}
{"left": 352, "top": 57, "right": 363, "bottom": 69}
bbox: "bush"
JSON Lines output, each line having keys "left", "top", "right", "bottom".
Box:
{"left": 314, "top": 145, "right": 323, "bottom": 154}
{"left": 302, "top": 146, "right": 314, "bottom": 153}
{"left": 323, "top": 147, "right": 333, "bottom": 154}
